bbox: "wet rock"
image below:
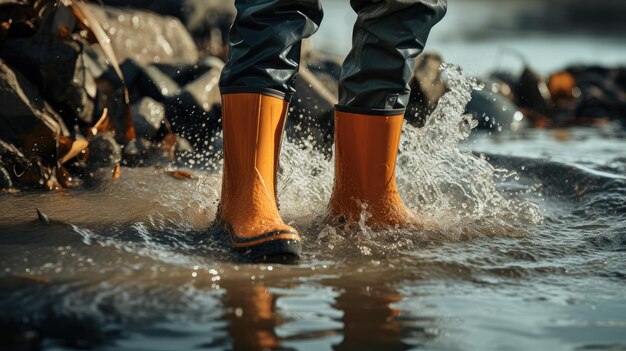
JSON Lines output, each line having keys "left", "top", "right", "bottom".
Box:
{"left": 121, "top": 138, "right": 163, "bottom": 166}
{"left": 87, "top": 132, "right": 121, "bottom": 167}
{"left": 565, "top": 65, "right": 626, "bottom": 122}
{"left": 175, "top": 136, "right": 194, "bottom": 155}
{"left": 155, "top": 56, "right": 225, "bottom": 86}
{"left": 288, "top": 64, "right": 337, "bottom": 153}
{"left": 164, "top": 66, "right": 222, "bottom": 146}
{"left": 0, "top": 34, "right": 98, "bottom": 126}
{"left": 406, "top": 53, "right": 447, "bottom": 127}
{"left": 120, "top": 60, "right": 181, "bottom": 101}
{"left": 0, "top": 139, "right": 54, "bottom": 189}
{"left": 86, "top": 4, "right": 199, "bottom": 66}
{"left": 486, "top": 71, "right": 518, "bottom": 102}
{"left": 132, "top": 97, "right": 166, "bottom": 139}
{"left": 466, "top": 87, "right": 528, "bottom": 132}
{"left": 0, "top": 59, "right": 59, "bottom": 168}
{"left": 0, "top": 166, "right": 11, "bottom": 190}
{"left": 137, "top": 65, "right": 180, "bottom": 100}
{"left": 101, "top": 0, "right": 235, "bottom": 59}
{"left": 36, "top": 208, "right": 49, "bottom": 225}
{"left": 517, "top": 67, "right": 553, "bottom": 115}
{"left": 303, "top": 47, "right": 341, "bottom": 97}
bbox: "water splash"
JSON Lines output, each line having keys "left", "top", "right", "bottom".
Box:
{"left": 277, "top": 63, "right": 542, "bottom": 256}
{"left": 397, "top": 63, "right": 542, "bottom": 232}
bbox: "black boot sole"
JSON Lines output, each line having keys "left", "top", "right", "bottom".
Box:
{"left": 236, "top": 237, "right": 302, "bottom": 263}
{"left": 210, "top": 220, "right": 302, "bottom": 263}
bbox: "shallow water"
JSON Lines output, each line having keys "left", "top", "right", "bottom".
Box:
{"left": 1, "top": 66, "right": 626, "bottom": 351}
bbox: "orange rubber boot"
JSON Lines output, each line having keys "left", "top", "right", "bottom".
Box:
{"left": 217, "top": 93, "right": 301, "bottom": 259}
{"left": 328, "top": 110, "right": 419, "bottom": 227}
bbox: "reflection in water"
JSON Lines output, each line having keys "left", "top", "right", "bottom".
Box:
{"left": 214, "top": 278, "right": 439, "bottom": 351}
{"left": 332, "top": 284, "right": 407, "bottom": 351}
{"left": 216, "top": 281, "right": 284, "bottom": 351}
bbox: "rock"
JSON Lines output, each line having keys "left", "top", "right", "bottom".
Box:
{"left": 88, "top": 132, "right": 121, "bottom": 167}
{"left": 0, "top": 139, "right": 53, "bottom": 189}
{"left": 0, "top": 35, "right": 98, "bottom": 126}
{"left": 565, "top": 65, "right": 626, "bottom": 121}
{"left": 466, "top": 86, "right": 528, "bottom": 132}
{"left": 124, "top": 61, "right": 181, "bottom": 101}
{"left": 0, "top": 165, "right": 11, "bottom": 190}
{"left": 86, "top": 4, "right": 199, "bottom": 66}
{"left": 36, "top": 208, "right": 49, "bottom": 225}
{"left": 287, "top": 66, "right": 337, "bottom": 153}
{"left": 302, "top": 47, "right": 341, "bottom": 97}
{"left": 118, "top": 60, "right": 180, "bottom": 101}
{"left": 406, "top": 53, "right": 447, "bottom": 127}
{"left": 0, "top": 59, "right": 60, "bottom": 168}
{"left": 164, "top": 66, "right": 222, "bottom": 146}
{"left": 155, "top": 56, "right": 225, "bottom": 86}
{"left": 175, "top": 136, "right": 194, "bottom": 154}
{"left": 486, "top": 71, "right": 518, "bottom": 102}
{"left": 121, "top": 138, "right": 163, "bottom": 166}
{"left": 101, "top": 0, "right": 235, "bottom": 59}
{"left": 132, "top": 97, "right": 166, "bottom": 139}
{"left": 138, "top": 65, "right": 181, "bottom": 100}
{"left": 517, "top": 67, "right": 553, "bottom": 115}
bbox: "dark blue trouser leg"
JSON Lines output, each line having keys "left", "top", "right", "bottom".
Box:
{"left": 219, "top": 0, "right": 323, "bottom": 100}
{"left": 337, "top": 0, "right": 447, "bottom": 114}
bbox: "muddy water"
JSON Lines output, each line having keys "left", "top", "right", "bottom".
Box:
{"left": 1, "top": 66, "right": 626, "bottom": 351}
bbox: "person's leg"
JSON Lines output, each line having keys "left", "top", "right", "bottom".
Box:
{"left": 329, "top": 0, "right": 447, "bottom": 226}
{"left": 217, "top": 0, "right": 323, "bottom": 259}
{"left": 219, "top": 0, "right": 323, "bottom": 97}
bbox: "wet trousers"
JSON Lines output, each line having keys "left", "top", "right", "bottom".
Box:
{"left": 219, "top": 0, "right": 447, "bottom": 114}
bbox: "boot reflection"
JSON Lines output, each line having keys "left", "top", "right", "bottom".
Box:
{"left": 220, "top": 281, "right": 287, "bottom": 351}
{"left": 333, "top": 285, "right": 407, "bottom": 351}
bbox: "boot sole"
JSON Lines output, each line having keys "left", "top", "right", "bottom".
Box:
{"left": 236, "top": 237, "right": 302, "bottom": 263}
{"left": 213, "top": 220, "right": 302, "bottom": 263}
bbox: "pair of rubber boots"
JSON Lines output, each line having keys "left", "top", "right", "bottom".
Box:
{"left": 216, "top": 93, "right": 417, "bottom": 260}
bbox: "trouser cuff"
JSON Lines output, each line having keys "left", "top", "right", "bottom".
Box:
{"left": 335, "top": 104, "right": 406, "bottom": 116}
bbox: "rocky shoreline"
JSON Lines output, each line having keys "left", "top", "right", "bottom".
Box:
{"left": 1, "top": 0, "right": 624, "bottom": 192}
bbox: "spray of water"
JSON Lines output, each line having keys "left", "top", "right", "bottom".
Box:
{"left": 277, "top": 63, "right": 542, "bottom": 256}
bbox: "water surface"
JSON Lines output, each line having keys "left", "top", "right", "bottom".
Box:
{"left": 1, "top": 66, "right": 625, "bottom": 350}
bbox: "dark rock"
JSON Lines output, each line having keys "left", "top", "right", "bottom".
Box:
{"left": 164, "top": 66, "right": 222, "bottom": 146}
{"left": 0, "top": 165, "right": 11, "bottom": 190}
{"left": 137, "top": 64, "right": 180, "bottom": 101}
{"left": 0, "top": 139, "right": 53, "bottom": 189}
{"left": 406, "top": 53, "right": 447, "bottom": 127}
{"left": 517, "top": 67, "right": 552, "bottom": 115}
{"left": 287, "top": 66, "right": 336, "bottom": 153}
{"left": 132, "top": 97, "right": 166, "bottom": 139}
{"left": 466, "top": 86, "right": 528, "bottom": 132}
{"left": 0, "top": 59, "right": 59, "bottom": 168}
{"left": 488, "top": 71, "right": 518, "bottom": 102}
{"left": 101, "top": 0, "right": 235, "bottom": 59}
{"left": 0, "top": 34, "right": 98, "bottom": 126}
{"left": 86, "top": 4, "right": 199, "bottom": 65}
{"left": 565, "top": 65, "right": 626, "bottom": 121}
{"left": 121, "top": 138, "right": 163, "bottom": 166}
{"left": 88, "top": 132, "right": 121, "bottom": 167}
{"left": 303, "top": 48, "right": 342, "bottom": 97}
{"left": 36, "top": 208, "right": 49, "bottom": 225}
{"left": 121, "top": 60, "right": 180, "bottom": 101}
{"left": 155, "top": 56, "right": 224, "bottom": 86}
